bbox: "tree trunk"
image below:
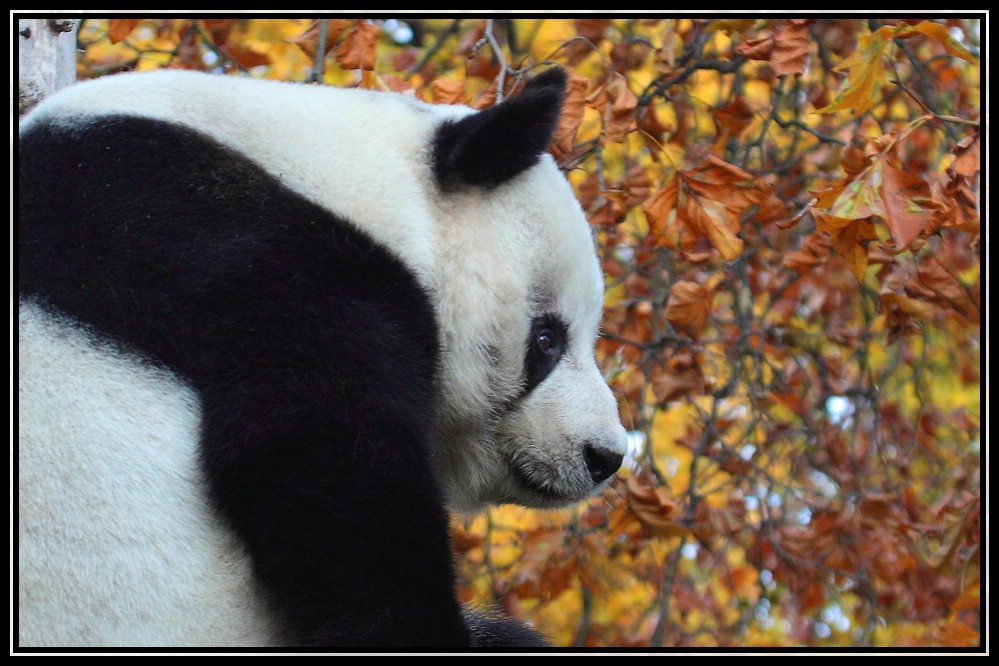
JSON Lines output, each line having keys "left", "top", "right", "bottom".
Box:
{"left": 18, "top": 18, "right": 80, "bottom": 116}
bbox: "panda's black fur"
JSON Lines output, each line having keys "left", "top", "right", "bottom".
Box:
{"left": 19, "top": 70, "right": 569, "bottom": 648}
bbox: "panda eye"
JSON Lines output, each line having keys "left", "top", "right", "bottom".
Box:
{"left": 524, "top": 315, "right": 568, "bottom": 394}
{"left": 536, "top": 329, "right": 554, "bottom": 354}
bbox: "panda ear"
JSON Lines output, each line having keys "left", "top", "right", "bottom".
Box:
{"left": 432, "top": 67, "right": 567, "bottom": 190}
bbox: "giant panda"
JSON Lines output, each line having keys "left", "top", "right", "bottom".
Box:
{"left": 17, "top": 66, "right": 627, "bottom": 649}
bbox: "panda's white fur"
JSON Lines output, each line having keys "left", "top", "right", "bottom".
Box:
{"left": 19, "top": 303, "right": 279, "bottom": 646}
{"left": 18, "top": 69, "right": 626, "bottom": 647}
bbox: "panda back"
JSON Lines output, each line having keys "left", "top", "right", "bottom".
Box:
{"left": 18, "top": 302, "right": 281, "bottom": 647}
{"left": 18, "top": 72, "right": 460, "bottom": 647}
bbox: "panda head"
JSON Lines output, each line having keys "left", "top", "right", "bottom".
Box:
{"left": 425, "top": 69, "right": 628, "bottom": 511}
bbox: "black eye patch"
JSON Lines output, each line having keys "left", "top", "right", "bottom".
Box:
{"left": 524, "top": 314, "right": 568, "bottom": 394}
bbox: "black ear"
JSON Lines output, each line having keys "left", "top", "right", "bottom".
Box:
{"left": 432, "top": 67, "right": 567, "bottom": 190}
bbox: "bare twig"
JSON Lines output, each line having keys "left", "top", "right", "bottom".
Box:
{"left": 481, "top": 18, "right": 523, "bottom": 102}
{"left": 308, "top": 18, "right": 328, "bottom": 84}
{"left": 890, "top": 27, "right": 961, "bottom": 141}
{"left": 891, "top": 77, "right": 980, "bottom": 127}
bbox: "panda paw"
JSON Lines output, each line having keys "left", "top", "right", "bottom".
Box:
{"left": 462, "top": 607, "right": 549, "bottom": 648}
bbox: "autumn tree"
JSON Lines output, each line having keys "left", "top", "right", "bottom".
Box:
{"left": 45, "top": 15, "right": 982, "bottom": 649}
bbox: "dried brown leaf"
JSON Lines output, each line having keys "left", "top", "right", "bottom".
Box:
{"left": 602, "top": 73, "right": 637, "bottom": 144}
{"left": 812, "top": 209, "right": 877, "bottom": 282}
{"left": 878, "top": 160, "right": 933, "bottom": 250}
{"left": 201, "top": 19, "right": 234, "bottom": 46}
{"left": 108, "top": 19, "right": 142, "bottom": 44}
{"left": 651, "top": 351, "right": 703, "bottom": 403}
{"left": 335, "top": 20, "right": 379, "bottom": 71}
{"left": 771, "top": 19, "right": 811, "bottom": 77}
{"left": 553, "top": 68, "right": 589, "bottom": 153}
{"left": 643, "top": 177, "right": 680, "bottom": 249}
{"left": 287, "top": 19, "right": 351, "bottom": 60}
{"left": 712, "top": 95, "right": 754, "bottom": 137}
{"left": 734, "top": 34, "right": 775, "bottom": 61}
{"left": 952, "top": 131, "right": 980, "bottom": 177}
{"left": 665, "top": 281, "right": 711, "bottom": 338}
{"left": 429, "top": 78, "right": 466, "bottom": 105}
{"left": 220, "top": 43, "right": 271, "bottom": 69}
{"left": 625, "top": 477, "right": 689, "bottom": 538}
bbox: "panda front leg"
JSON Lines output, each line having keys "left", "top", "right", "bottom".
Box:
{"left": 200, "top": 397, "right": 460, "bottom": 647}
{"left": 198, "top": 389, "right": 544, "bottom": 648}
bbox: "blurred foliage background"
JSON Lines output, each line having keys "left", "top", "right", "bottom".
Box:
{"left": 70, "top": 15, "right": 981, "bottom": 648}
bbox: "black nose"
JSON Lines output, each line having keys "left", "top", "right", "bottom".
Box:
{"left": 583, "top": 445, "right": 624, "bottom": 485}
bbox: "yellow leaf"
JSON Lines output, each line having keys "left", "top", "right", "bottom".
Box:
{"left": 903, "top": 20, "right": 977, "bottom": 62}
{"left": 704, "top": 18, "right": 758, "bottom": 34}
{"left": 818, "top": 26, "right": 893, "bottom": 116}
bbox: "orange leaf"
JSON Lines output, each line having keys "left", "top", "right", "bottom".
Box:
{"left": 877, "top": 160, "right": 933, "bottom": 250}
{"left": 681, "top": 189, "right": 745, "bottom": 261}
{"left": 859, "top": 493, "right": 897, "bottom": 520}
{"left": 812, "top": 209, "right": 877, "bottom": 281}
{"left": 949, "top": 585, "right": 981, "bottom": 612}
{"left": 108, "top": 19, "right": 142, "bottom": 44}
{"left": 643, "top": 178, "right": 681, "bottom": 249}
{"left": 881, "top": 289, "right": 934, "bottom": 323}
{"left": 751, "top": 187, "right": 792, "bottom": 225}
{"left": 450, "top": 529, "right": 483, "bottom": 554}
{"left": 840, "top": 136, "right": 872, "bottom": 176}
{"left": 665, "top": 281, "right": 711, "bottom": 339}
{"left": 951, "top": 131, "right": 980, "bottom": 177}
{"left": 563, "top": 18, "right": 609, "bottom": 65}
{"left": 335, "top": 20, "right": 379, "bottom": 71}
{"left": 727, "top": 565, "right": 759, "bottom": 592}
{"left": 625, "top": 477, "right": 688, "bottom": 537}
{"left": 712, "top": 95, "right": 754, "bottom": 137}
{"left": 783, "top": 232, "right": 832, "bottom": 273}
{"left": 637, "top": 104, "right": 672, "bottom": 160}
{"left": 601, "top": 73, "right": 637, "bottom": 144}
{"left": 682, "top": 171, "right": 761, "bottom": 211}
{"left": 651, "top": 352, "right": 703, "bottom": 403}
{"left": 915, "top": 258, "right": 978, "bottom": 321}
{"left": 429, "top": 78, "right": 466, "bottom": 105}
{"left": 734, "top": 34, "right": 775, "bottom": 61}
{"left": 287, "top": 19, "right": 351, "bottom": 60}
{"left": 574, "top": 18, "right": 611, "bottom": 44}
{"left": 220, "top": 43, "right": 271, "bottom": 69}
{"left": 553, "top": 68, "right": 589, "bottom": 153}
{"left": 696, "top": 154, "right": 757, "bottom": 184}
{"left": 200, "top": 19, "right": 234, "bottom": 46}
{"left": 934, "top": 620, "right": 980, "bottom": 647}
{"left": 772, "top": 19, "right": 811, "bottom": 77}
